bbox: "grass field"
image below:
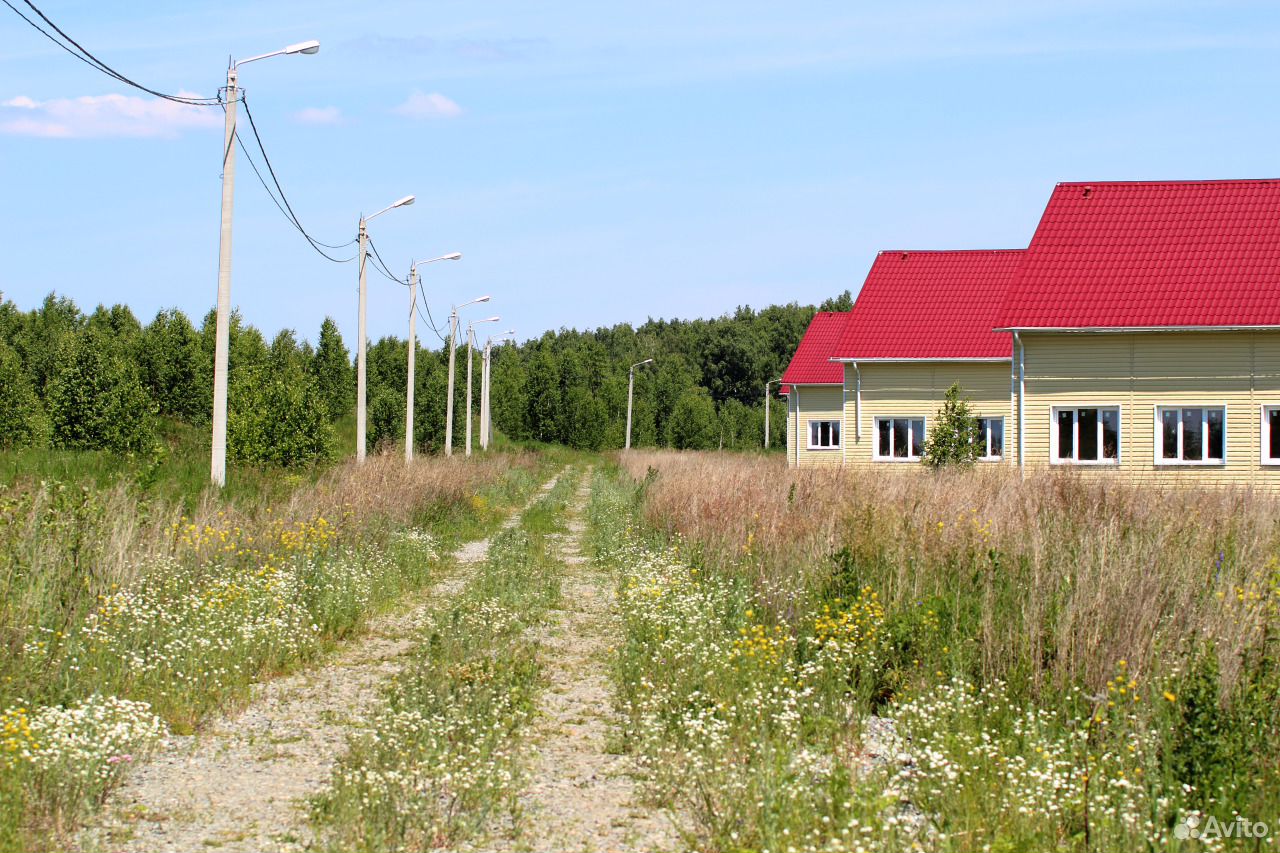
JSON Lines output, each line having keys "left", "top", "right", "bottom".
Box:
{"left": 0, "top": 432, "right": 558, "bottom": 851}
{"left": 3, "top": 441, "right": 1277, "bottom": 851}
{"left": 605, "top": 451, "right": 1280, "bottom": 851}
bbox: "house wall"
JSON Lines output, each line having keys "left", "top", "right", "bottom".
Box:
{"left": 786, "top": 384, "right": 845, "bottom": 467}
{"left": 1018, "top": 331, "right": 1280, "bottom": 487}
{"left": 840, "top": 362, "right": 1015, "bottom": 468}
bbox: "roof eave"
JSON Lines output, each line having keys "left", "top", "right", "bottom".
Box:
{"left": 829, "top": 356, "right": 1011, "bottom": 363}
{"left": 996, "top": 324, "right": 1280, "bottom": 333}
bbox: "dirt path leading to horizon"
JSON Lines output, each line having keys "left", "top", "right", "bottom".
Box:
{"left": 78, "top": 474, "right": 563, "bottom": 853}
{"left": 505, "top": 474, "right": 679, "bottom": 853}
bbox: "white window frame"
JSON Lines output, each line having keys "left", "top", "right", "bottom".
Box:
{"left": 975, "top": 416, "right": 1005, "bottom": 462}
{"left": 873, "top": 416, "right": 926, "bottom": 462}
{"left": 1050, "top": 406, "right": 1122, "bottom": 466}
{"left": 1153, "top": 405, "right": 1227, "bottom": 467}
{"left": 1261, "top": 405, "right": 1280, "bottom": 467}
{"left": 807, "top": 419, "right": 841, "bottom": 450}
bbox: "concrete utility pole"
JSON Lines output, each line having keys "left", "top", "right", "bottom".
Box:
{"left": 210, "top": 39, "right": 319, "bottom": 488}
{"left": 404, "top": 253, "right": 461, "bottom": 464}
{"left": 480, "top": 338, "right": 490, "bottom": 450}
{"left": 465, "top": 326, "right": 474, "bottom": 457}
{"left": 764, "top": 378, "right": 782, "bottom": 449}
{"left": 625, "top": 358, "right": 654, "bottom": 450}
{"left": 405, "top": 265, "right": 417, "bottom": 464}
{"left": 444, "top": 296, "right": 493, "bottom": 456}
{"left": 355, "top": 195, "right": 415, "bottom": 463}
{"left": 480, "top": 331, "right": 514, "bottom": 451}
{"left": 445, "top": 311, "right": 458, "bottom": 457}
{"left": 465, "top": 317, "right": 501, "bottom": 457}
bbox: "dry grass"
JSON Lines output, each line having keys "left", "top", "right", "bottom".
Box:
{"left": 619, "top": 451, "right": 1280, "bottom": 697}
{"left": 0, "top": 450, "right": 541, "bottom": 674}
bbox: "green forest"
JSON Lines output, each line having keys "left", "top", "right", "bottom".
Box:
{"left": 0, "top": 290, "right": 852, "bottom": 464}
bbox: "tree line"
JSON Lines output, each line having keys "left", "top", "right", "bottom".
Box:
{"left": 0, "top": 289, "right": 852, "bottom": 465}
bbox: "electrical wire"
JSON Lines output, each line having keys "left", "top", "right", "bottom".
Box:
{"left": 4, "top": 0, "right": 365, "bottom": 265}
{"left": 233, "top": 125, "right": 355, "bottom": 263}
{"left": 415, "top": 301, "right": 449, "bottom": 346}
{"left": 364, "top": 236, "right": 407, "bottom": 284}
{"left": 418, "top": 281, "right": 450, "bottom": 342}
{"left": 6, "top": 0, "right": 220, "bottom": 105}
{"left": 239, "top": 95, "right": 358, "bottom": 256}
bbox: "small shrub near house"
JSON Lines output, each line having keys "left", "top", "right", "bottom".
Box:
{"left": 921, "top": 382, "right": 980, "bottom": 468}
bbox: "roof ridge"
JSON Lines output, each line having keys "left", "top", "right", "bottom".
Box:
{"left": 1055, "top": 178, "right": 1280, "bottom": 187}
{"left": 875, "top": 248, "right": 1025, "bottom": 255}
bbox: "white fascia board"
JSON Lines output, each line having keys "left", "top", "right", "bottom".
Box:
{"left": 994, "top": 325, "right": 1280, "bottom": 333}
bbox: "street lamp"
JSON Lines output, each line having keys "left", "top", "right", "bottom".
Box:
{"left": 465, "top": 316, "right": 501, "bottom": 457}
{"left": 355, "top": 194, "right": 415, "bottom": 463}
{"left": 764, "top": 378, "right": 782, "bottom": 449}
{"left": 625, "top": 358, "right": 655, "bottom": 450}
{"left": 481, "top": 330, "right": 515, "bottom": 450}
{"left": 210, "top": 38, "right": 320, "bottom": 488}
{"left": 444, "top": 295, "right": 491, "bottom": 456}
{"left": 405, "top": 252, "right": 462, "bottom": 464}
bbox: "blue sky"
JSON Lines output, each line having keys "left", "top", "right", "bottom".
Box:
{"left": 3, "top": 1, "right": 1280, "bottom": 348}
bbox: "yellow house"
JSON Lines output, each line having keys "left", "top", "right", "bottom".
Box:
{"left": 781, "top": 311, "right": 849, "bottom": 467}
{"left": 826, "top": 250, "right": 1024, "bottom": 469}
{"left": 996, "top": 179, "right": 1280, "bottom": 488}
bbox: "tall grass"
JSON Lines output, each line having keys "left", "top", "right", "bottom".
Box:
{"left": 611, "top": 452, "right": 1280, "bottom": 849}
{"left": 0, "top": 449, "right": 548, "bottom": 851}
{"left": 620, "top": 452, "right": 1279, "bottom": 698}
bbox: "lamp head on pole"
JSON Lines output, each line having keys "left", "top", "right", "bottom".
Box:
{"left": 285, "top": 40, "right": 321, "bottom": 55}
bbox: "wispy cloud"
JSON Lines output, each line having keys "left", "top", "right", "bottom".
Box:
{"left": 0, "top": 92, "right": 219, "bottom": 139}
{"left": 293, "top": 106, "right": 343, "bottom": 126}
{"left": 393, "top": 91, "right": 463, "bottom": 120}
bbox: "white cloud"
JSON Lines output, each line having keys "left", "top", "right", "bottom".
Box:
{"left": 0, "top": 92, "right": 219, "bottom": 139}
{"left": 393, "top": 91, "right": 462, "bottom": 120}
{"left": 293, "top": 106, "right": 343, "bottom": 125}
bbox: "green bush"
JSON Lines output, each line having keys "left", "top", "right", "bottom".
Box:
{"left": 46, "top": 330, "right": 156, "bottom": 453}
{"left": 922, "top": 382, "right": 981, "bottom": 468}
{"left": 0, "top": 341, "right": 47, "bottom": 449}
{"left": 227, "top": 366, "right": 333, "bottom": 467}
{"left": 667, "top": 387, "right": 718, "bottom": 449}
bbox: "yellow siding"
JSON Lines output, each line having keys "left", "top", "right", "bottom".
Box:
{"left": 841, "top": 362, "right": 1016, "bottom": 470}
{"left": 787, "top": 385, "right": 845, "bottom": 467}
{"left": 1019, "top": 331, "right": 1280, "bottom": 488}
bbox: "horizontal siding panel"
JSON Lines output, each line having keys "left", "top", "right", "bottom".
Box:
{"left": 844, "top": 362, "right": 1015, "bottom": 471}
{"left": 1021, "top": 331, "right": 1280, "bottom": 488}
{"left": 791, "top": 384, "right": 845, "bottom": 467}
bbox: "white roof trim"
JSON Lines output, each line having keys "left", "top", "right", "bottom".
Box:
{"left": 995, "top": 325, "right": 1280, "bottom": 333}
{"left": 828, "top": 357, "right": 1011, "bottom": 363}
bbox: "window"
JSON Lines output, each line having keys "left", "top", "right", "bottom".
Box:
{"left": 875, "top": 417, "right": 925, "bottom": 460}
{"left": 1052, "top": 407, "right": 1120, "bottom": 464}
{"left": 1262, "top": 406, "right": 1280, "bottom": 465}
{"left": 1156, "top": 406, "right": 1225, "bottom": 465}
{"left": 807, "top": 419, "right": 840, "bottom": 449}
{"left": 975, "top": 417, "right": 1004, "bottom": 461}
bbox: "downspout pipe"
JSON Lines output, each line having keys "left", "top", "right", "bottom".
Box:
{"left": 854, "top": 363, "right": 862, "bottom": 442}
{"left": 1015, "top": 332, "right": 1025, "bottom": 478}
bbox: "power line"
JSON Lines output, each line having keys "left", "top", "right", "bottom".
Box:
{"left": 5, "top": 0, "right": 220, "bottom": 105}
{"left": 239, "top": 95, "right": 358, "bottom": 259}
{"left": 418, "top": 280, "right": 450, "bottom": 343}
{"left": 365, "top": 236, "right": 406, "bottom": 284}
{"left": 232, "top": 123, "right": 356, "bottom": 263}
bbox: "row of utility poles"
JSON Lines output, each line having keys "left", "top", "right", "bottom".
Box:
{"left": 208, "top": 37, "right": 506, "bottom": 487}
{"left": 622, "top": 366, "right": 786, "bottom": 451}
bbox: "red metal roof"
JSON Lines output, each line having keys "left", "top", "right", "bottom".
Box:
{"left": 998, "top": 179, "right": 1280, "bottom": 329}
{"left": 781, "top": 312, "right": 849, "bottom": 385}
{"left": 832, "top": 250, "right": 1020, "bottom": 360}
